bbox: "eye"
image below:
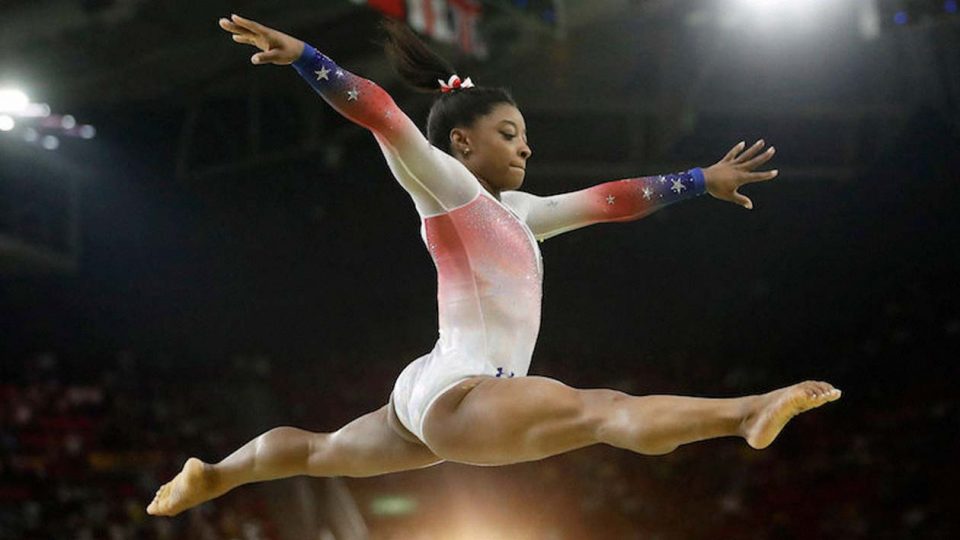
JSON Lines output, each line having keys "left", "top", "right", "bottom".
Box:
{"left": 501, "top": 132, "right": 516, "bottom": 140}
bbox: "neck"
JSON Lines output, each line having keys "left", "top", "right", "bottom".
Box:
{"left": 476, "top": 177, "right": 501, "bottom": 200}
{"left": 457, "top": 157, "right": 502, "bottom": 200}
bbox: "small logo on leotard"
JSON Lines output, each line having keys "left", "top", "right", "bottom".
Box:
{"left": 495, "top": 367, "right": 515, "bottom": 378}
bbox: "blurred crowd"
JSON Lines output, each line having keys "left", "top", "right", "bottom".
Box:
{"left": 2, "top": 278, "right": 956, "bottom": 540}
{"left": 0, "top": 352, "right": 279, "bottom": 540}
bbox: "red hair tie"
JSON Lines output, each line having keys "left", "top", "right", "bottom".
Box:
{"left": 438, "top": 74, "right": 475, "bottom": 93}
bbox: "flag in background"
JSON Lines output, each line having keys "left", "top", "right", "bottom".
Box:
{"left": 363, "top": 0, "right": 406, "bottom": 20}
{"left": 405, "top": 0, "right": 456, "bottom": 45}
{"left": 449, "top": 0, "right": 487, "bottom": 59}
{"left": 352, "top": 0, "right": 488, "bottom": 59}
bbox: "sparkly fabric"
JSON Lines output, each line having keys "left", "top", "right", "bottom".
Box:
{"left": 292, "top": 44, "right": 707, "bottom": 443}
{"left": 392, "top": 190, "right": 545, "bottom": 441}
{"left": 504, "top": 169, "right": 707, "bottom": 241}
{"left": 426, "top": 191, "right": 543, "bottom": 368}
{"left": 293, "top": 44, "right": 481, "bottom": 216}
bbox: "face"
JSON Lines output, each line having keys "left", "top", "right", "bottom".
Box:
{"left": 450, "top": 103, "right": 533, "bottom": 193}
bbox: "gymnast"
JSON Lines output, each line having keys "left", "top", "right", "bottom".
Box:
{"left": 147, "top": 14, "right": 840, "bottom": 517}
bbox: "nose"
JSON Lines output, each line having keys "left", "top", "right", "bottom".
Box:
{"left": 518, "top": 142, "right": 532, "bottom": 159}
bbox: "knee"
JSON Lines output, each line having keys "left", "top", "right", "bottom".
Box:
{"left": 316, "top": 431, "right": 383, "bottom": 477}
{"left": 581, "top": 389, "right": 629, "bottom": 425}
{"left": 304, "top": 432, "right": 349, "bottom": 477}
{"left": 309, "top": 431, "right": 381, "bottom": 477}
{"left": 319, "top": 431, "right": 395, "bottom": 478}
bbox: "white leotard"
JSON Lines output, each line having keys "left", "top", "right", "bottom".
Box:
{"left": 292, "top": 45, "right": 706, "bottom": 443}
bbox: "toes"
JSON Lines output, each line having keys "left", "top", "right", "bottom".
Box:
{"left": 800, "top": 381, "right": 832, "bottom": 398}
{"left": 799, "top": 381, "right": 841, "bottom": 402}
{"left": 815, "top": 382, "right": 840, "bottom": 400}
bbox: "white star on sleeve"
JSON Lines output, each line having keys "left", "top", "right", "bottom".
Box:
{"left": 346, "top": 88, "right": 359, "bottom": 101}
{"left": 335, "top": 69, "right": 344, "bottom": 78}
{"left": 659, "top": 175, "right": 666, "bottom": 184}
{"left": 671, "top": 178, "right": 687, "bottom": 194}
{"left": 606, "top": 195, "right": 616, "bottom": 205}
{"left": 315, "top": 67, "right": 330, "bottom": 81}
{"left": 642, "top": 186, "right": 653, "bottom": 200}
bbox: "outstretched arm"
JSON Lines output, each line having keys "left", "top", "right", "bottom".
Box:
{"left": 218, "top": 15, "right": 479, "bottom": 216}
{"left": 504, "top": 168, "right": 707, "bottom": 242}
{"left": 504, "top": 139, "right": 779, "bottom": 242}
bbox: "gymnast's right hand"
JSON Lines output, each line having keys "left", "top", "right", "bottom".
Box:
{"left": 218, "top": 14, "right": 304, "bottom": 66}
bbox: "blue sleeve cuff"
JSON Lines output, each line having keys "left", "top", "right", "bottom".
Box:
{"left": 689, "top": 167, "right": 707, "bottom": 196}
{"left": 293, "top": 43, "right": 317, "bottom": 70}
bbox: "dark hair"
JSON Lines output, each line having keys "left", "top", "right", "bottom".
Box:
{"left": 380, "top": 18, "right": 517, "bottom": 156}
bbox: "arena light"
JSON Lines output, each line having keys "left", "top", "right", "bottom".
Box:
{"left": 20, "top": 103, "right": 51, "bottom": 118}
{"left": 0, "top": 93, "right": 97, "bottom": 146}
{"left": 0, "top": 88, "right": 30, "bottom": 114}
{"left": 728, "top": 0, "right": 834, "bottom": 31}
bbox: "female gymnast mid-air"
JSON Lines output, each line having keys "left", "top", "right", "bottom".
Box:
{"left": 147, "top": 14, "right": 841, "bottom": 517}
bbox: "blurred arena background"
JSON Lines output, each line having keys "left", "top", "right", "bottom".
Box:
{"left": 1, "top": 0, "right": 958, "bottom": 538}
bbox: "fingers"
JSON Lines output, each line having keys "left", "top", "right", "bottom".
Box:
{"left": 733, "top": 139, "right": 766, "bottom": 164}
{"left": 220, "top": 16, "right": 266, "bottom": 53}
{"left": 741, "top": 146, "right": 776, "bottom": 170}
{"left": 218, "top": 18, "right": 252, "bottom": 36}
{"left": 746, "top": 169, "right": 779, "bottom": 183}
{"left": 732, "top": 191, "right": 753, "bottom": 210}
{"left": 230, "top": 14, "right": 267, "bottom": 34}
{"left": 722, "top": 141, "right": 745, "bottom": 162}
{"left": 251, "top": 49, "right": 283, "bottom": 65}
{"left": 232, "top": 33, "right": 256, "bottom": 46}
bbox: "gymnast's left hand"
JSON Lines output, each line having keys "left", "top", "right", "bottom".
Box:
{"left": 703, "top": 139, "right": 778, "bottom": 210}
{"left": 218, "top": 14, "right": 304, "bottom": 66}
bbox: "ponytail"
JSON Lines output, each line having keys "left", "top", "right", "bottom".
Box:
{"left": 380, "top": 18, "right": 518, "bottom": 155}
{"left": 381, "top": 18, "right": 455, "bottom": 93}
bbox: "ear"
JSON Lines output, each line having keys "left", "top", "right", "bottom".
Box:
{"left": 449, "top": 127, "right": 470, "bottom": 150}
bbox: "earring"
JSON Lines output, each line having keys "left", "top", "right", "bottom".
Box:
{"left": 463, "top": 147, "right": 471, "bottom": 157}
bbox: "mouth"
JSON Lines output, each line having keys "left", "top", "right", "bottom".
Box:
{"left": 510, "top": 164, "right": 526, "bottom": 171}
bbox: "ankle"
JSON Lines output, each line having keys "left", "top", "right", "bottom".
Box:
{"left": 736, "top": 395, "right": 762, "bottom": 438}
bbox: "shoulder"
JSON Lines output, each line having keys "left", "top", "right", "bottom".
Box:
{"left": 500, "top": 190, "right": 540, "bottom": 218}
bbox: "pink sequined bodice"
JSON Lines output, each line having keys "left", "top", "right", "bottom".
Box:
{"left": 421, "top": 192, "right": 543, "bottom": 377}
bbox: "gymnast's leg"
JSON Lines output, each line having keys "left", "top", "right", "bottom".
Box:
{"left": 422, "top": 377, "right": 841, "bottom": 466}
{"left": 146, "top": 403, "right": 442, "bottom": 516}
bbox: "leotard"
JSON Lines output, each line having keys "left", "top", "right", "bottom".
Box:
{"left": 292, "top": 44, "right": 706, "bottom": 443}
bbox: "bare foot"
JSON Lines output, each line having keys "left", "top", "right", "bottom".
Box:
{"left": 741, "top": 381, "right": 841, "bottom": 450}
{"left": 146, "top": 457, "right": 225, "bottom": 517}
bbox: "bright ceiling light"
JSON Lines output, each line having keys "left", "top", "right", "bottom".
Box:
{"left": 0, "top": 88, "right": 30, "bottom": 113}
{"left": 728, "top": 0, "right": 835, "bottom": 33}
{"left": 0, "top": 115, "right": 14, "bottom": 131}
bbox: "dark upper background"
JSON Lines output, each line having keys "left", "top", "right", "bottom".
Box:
{"left": 1, "top": 0, "right": 958, "bottom": 537}
{"left": 2, "top": 0, "right": 954, "bottom": 368}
